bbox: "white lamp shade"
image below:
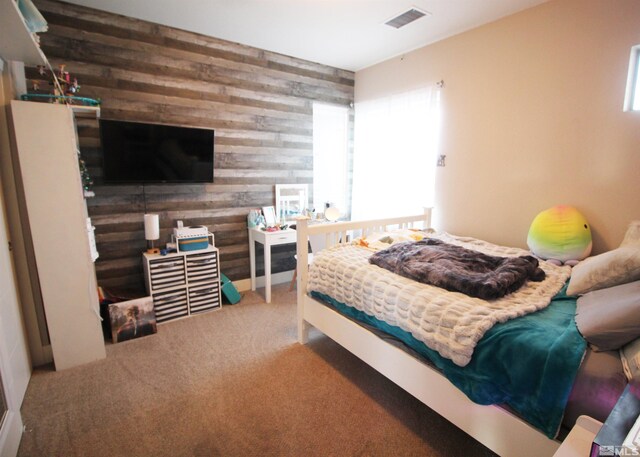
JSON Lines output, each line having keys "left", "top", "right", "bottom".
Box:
{"left": 144, "top": 214, "right": 160, "bottom": 241}
{"left": 325, "top": 207, "right": 340, "bottom": 222}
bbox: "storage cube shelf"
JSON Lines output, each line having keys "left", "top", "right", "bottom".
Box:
{"left": 143, "top": 247, "right": 221, "bottom": 323}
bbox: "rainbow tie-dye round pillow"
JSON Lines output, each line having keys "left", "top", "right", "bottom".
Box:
{"left": 527, "top": 205, "right": 592, "bottom": 266}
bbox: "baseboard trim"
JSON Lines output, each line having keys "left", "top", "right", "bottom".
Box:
{"left": 0, "top": 410, "right": 23, "bottom": 457}
{"left": 233, "top": 270, "right": 294, "bottom": 293}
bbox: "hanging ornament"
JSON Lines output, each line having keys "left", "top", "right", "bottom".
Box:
{"left": 78, "top": 157, "right": 94, "bottom": 195}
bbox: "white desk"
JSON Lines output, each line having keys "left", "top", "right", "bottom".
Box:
{"left": 248, "top": 227, "right": 296, "bottom": 303}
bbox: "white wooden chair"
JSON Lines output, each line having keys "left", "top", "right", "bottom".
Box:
{"left": 275, "top": 184, "right": 308, "bottom": 224}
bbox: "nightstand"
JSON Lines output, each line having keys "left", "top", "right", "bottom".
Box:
{"left": 248, "top": 227, "right": 296, "bottom": 303}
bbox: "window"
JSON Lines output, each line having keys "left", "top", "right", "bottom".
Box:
{"left": 351, "top": 87, "right": 441, "bottom": 220}
{"left": 312, "top": 103, "right": 350, "bottom": 217}
{"left": 624, "top": 45, "right": 640, "bottom": 111}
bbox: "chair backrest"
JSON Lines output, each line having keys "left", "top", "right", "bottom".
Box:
{"left": 275, "top": 184, "right": 308, "bottom": 223}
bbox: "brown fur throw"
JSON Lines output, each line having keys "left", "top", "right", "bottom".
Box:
{"left": 369, "top": 238, "right": 545, "bottom": 300}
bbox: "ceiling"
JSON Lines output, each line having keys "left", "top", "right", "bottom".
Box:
{"left": 63, "top": 0, "right": 549, "bottom": 72}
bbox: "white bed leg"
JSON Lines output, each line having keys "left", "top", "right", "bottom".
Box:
{"left": 298, "top": 319, "right": 310, "bottom": 344}
{"left": 295, "top": 216, "right": 311, "bottom": 344}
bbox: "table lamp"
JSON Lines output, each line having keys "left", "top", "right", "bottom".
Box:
{"left": 144, "top": 214, "right": 160, "bottom": 254}
{"left": 325, "top": 207, "right": 340, "bottom": 222}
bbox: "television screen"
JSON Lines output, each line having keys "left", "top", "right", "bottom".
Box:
{"left": 100, "top": 119, "right": 214, "bottom": 184}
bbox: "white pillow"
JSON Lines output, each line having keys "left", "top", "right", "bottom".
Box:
{"left": 566, "top": 246, "right": 640, "bottom": 295}
{"left": 621, "top": 220, "right": 640, "bottom": 247}
{"left": 575, "top": 281, "right": 640, "bottom": 351}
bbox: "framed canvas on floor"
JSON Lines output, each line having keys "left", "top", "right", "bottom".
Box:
{"left": 109, "top": 296, "right": 157, "bottom": 343}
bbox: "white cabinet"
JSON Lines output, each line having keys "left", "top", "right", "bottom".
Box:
{"left": 143, "top": 247, "right": 221, "bottom": 323}
{"left": 9, "top": 100, "right": 106, "bottom": 370}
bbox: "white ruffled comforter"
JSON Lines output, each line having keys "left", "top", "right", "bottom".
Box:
{"left": 307, "top": 233, "right": 571, "bottom": 367}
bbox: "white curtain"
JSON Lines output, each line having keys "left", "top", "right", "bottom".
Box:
{"left": 352, "top": 87, "right": 441, "bottom": 221}
{"left": 312, "top": 103, "right": 349, "bottom": 215}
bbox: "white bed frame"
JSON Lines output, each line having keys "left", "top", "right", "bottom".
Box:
{"left": 295, "top": 208, "right": 561, "bottom": 457}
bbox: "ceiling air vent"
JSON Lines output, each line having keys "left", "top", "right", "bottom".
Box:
{"left": 384, "top": 7, "right": 430, "bottom": 29}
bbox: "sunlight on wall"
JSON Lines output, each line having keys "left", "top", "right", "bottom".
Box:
{"left": 625, "top": 45, "right": 640, "bottom": 111}
{"left": 632, "top": 50, "right": 640, "bottom": 110}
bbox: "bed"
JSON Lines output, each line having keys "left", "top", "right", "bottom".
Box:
{"left": 294, "top": 209, "right": 628, "bottom": 457}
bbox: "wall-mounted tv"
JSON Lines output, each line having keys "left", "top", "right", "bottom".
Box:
{"left": 100, "top": 119, "right": 214, "bottom": 184}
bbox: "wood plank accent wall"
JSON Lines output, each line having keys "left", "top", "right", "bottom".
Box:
{"left": 31, "top": 0, "right": 354, "bottom": 290}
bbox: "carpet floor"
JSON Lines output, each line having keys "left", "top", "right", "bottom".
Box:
{"left": 18, "top": 284, "right": 497, "bottom": 457}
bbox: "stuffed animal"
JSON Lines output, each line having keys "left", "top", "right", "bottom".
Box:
{"left": 527, "top": 205, "right": 592, "bottom": 266}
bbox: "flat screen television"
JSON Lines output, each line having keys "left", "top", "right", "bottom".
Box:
{"left": 100, "top": 119, "right": 214, "bottom": 184}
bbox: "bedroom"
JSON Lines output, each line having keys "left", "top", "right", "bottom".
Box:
{"left": 0, "top": 0, "right": 639, "bottom": 456}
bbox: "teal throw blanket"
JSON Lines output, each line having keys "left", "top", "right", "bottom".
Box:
{"left": 311, "top": 284, "right": 586, "bottom": 438}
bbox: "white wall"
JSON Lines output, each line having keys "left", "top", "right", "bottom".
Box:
{"left": 355, "top": 0, "right": 640, "bottom": 253}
